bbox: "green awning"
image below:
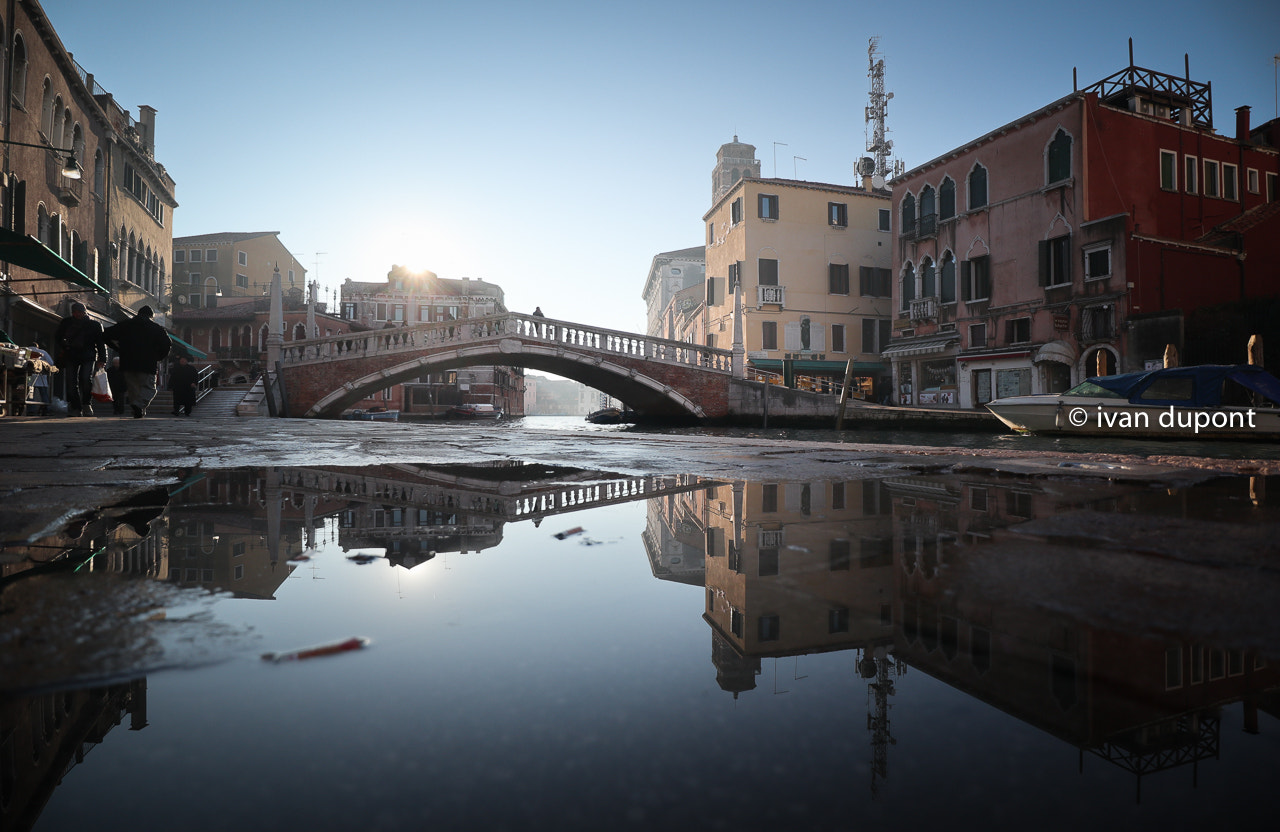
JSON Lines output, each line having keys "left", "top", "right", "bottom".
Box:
{"left": 752, "top": 359, "right": 887, "bottom": 373}
{"left": 0, "top": 226, "right": 107, "bottom": 293}
{"left": 168, "top": 333, "right": 207, "bottom": 360}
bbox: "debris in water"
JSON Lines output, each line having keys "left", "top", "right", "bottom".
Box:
{"left": 554, "top": 526, "right": 584, "bottom": 540}
{"left": 262, "top": 637, "right": 370, "bottom": 663}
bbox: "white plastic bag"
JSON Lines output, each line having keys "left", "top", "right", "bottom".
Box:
{"left": 91, "top": 369, "right": 113, "bottom": 403}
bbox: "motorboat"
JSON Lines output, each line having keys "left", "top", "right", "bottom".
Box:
{"left": 585, "top": 407, "right": 623, "bottom": 424}
{"left": 986, "top": 364, "right": 1280, "bottom": 440}
{"left": 447, "top": 403, "right": 502, "bottom": 419}
{"left": 346, "top": 407, "right": 399, "bottom": 422}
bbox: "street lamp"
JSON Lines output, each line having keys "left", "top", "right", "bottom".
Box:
{"left": 0, "top": 138, "right": 81, "bottom": 179}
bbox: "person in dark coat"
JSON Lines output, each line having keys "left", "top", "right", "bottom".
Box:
{"left": 102, "top": 305, "right": 171, "bottom": 418}
{"left": 168, "top": 355, "right": 199, "bottom": 416}
{"left": 53, "top": 301, "right": 107, "bottom": 417}
{"left": 106, "top": 356, "right": 128, "bottom": 415}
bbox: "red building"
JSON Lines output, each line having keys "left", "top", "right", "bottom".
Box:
{"left": 888, "top": 54, "right": 1280, "bottom": 409}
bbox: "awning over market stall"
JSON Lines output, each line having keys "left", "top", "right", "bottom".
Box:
{"left": 168, "top": 333, "right": 208, "bottom": 360}
{"left": 880, "top": 336, "right": 958, "bottom": 359}
{"left": 751, "top": 359, "right": 886, "bottom": 373}
{"left": 0, "top": 227, "right": 107, "bottom": 294}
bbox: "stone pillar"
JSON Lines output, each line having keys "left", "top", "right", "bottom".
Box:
{"left": 731, "top": 284, "right": 745, "bottom": 379}
{"left": 306, "top": 280, "right": 318, "bottom": 340}
{"left": 267, "top": 266, "right": 284, "bottom": 370}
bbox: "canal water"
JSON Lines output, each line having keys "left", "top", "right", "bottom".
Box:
{"left": 3, "top": 459, "right": 1279, "bottom": 830}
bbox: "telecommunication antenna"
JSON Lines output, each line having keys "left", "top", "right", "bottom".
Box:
{"left": 865, "top": 36, "right": 903, "bottom": 186}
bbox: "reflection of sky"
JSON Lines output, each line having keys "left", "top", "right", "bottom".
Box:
{"left": 27, "top": 492, "right": 1280, "bottom": 830}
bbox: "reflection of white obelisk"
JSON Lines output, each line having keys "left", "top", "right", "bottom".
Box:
{"left": 266, "top": 467, "right": 281, "bottom": 568}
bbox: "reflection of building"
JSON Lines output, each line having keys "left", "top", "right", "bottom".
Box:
{"left": 0, "top": 680, "right": 147, "bottom": 832}
{"left": 884, "top": 473, "right": 1280, "bottom": 790}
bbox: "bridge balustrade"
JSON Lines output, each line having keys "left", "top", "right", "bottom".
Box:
{"left": 278, "top": 312, "right": 735, "bottom": 376}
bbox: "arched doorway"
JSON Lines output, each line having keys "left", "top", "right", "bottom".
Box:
{"left": 1083, "top": 347, "right": 1116, "bottom": 378}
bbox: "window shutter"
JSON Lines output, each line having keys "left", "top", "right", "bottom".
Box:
{"left": 1038, "top": 240, "right": 1050, "bottom": 287}
{"left": 1063, "top": 234, "right": 1072, "bottom": 284}
{"left": 859, "top": 266, "right": 871, "bottom": 296}
{"left": 878, "top": 319, "right": 891, "bottom": 352}
{"left": 960, "top": 261, "right": 971, "bottom": 302}
{"left": 862, "top": 319, "right": 876, "bottom": 354}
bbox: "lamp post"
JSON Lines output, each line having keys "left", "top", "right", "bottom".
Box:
{"left": 0, "top": 138, "right": 81, "bottom": 179}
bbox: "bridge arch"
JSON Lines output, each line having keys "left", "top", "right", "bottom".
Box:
{"left": 284, "top": 315, "right": 735, "bottom": 419}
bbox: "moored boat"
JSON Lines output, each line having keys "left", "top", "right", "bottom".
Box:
{"left": 447, "top": 403, "right": 502, "bottom": 419}
{"left": 346, "top": 407, "right": 399, "bottom": 421}
{"left": 586, "top": 407, "right": 623, "bottom": 424}
{"left": 986, "top": 364, "right": 1280, "bottom": 440}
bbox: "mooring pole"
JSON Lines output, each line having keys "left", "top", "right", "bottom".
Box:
{"left": 835, "top": 359, "right": 856, "bottom": 430}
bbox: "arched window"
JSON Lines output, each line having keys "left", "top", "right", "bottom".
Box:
{"left": 36, "top": 204, "right": 48, "bottom": 245}
{"left": 51, "top": 98, "right": 65, "bottom": 147}
{"left": 901, "top": 263, "right": 916, "bottom": 310}
{"left": 1048, "top": 129, "right": 1072, "bottom": 184}
{"left": 40, "top": 78, "right": 54, "bottom": 135}
{"left": 939, "top": 178, "right": 955, "bottom": 220}
{"left": 10, "top": 33, "right": 28, "bottom": 107}
{"left": 919, "top": 186, "right": 936, "bottom": 235}
{"left": 259, "top": 325, "right": 269, "bottom": 352}
{"left": 211, "top": 327, "right": 222, "bottom": 351}
{"left": 293, "top": 323, "right": 306, "bottom": 340}
{"left": 940, "top": 252, "right": 957, "bottom": 304}
{"left": 900, "top": 193, "right": 916, "bottom": 234}
{"left": 920, "top": 257, "right": 936, "bottom": 298}
{"left": 70, "top": 123, "right": 84, "bottom": 172}
{"left": 93, "top": 150, "right": 105, "bottom": 197}
{"left": 969, "top": 164, "right": 988, "bottom": 209}
{"left": 204, "top": 276, "right": 219, "bottom": 307}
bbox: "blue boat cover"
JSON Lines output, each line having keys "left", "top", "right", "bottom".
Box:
{"left": 1085, "top": 364, "right": 1280, "bottom": 407}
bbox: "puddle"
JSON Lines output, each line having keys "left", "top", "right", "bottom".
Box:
{"left": 3, "top": 464, "right": 1279, "bottom": 829}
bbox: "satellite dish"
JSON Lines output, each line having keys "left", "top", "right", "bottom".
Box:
{"left": 872, "top": 174, "right": 886, "bottom": 189}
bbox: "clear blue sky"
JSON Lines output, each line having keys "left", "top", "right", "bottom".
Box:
{"left": 48, "top": 0, "right": 1280, "bottom": 333}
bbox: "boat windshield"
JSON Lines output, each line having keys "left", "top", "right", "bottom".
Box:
{"left": 1063, "top": 380, "right": 1126, "bottom": 398}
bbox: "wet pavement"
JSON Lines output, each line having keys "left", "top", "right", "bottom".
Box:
{"left": 3, "top": 417, "right": 1279, "bottom": 829}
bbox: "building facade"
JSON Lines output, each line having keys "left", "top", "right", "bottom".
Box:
{"left": 339, "top": 266, "right": 525, "bottom": 417}
{"left": 889, "top": 59, "right": 1280, "bottom": 410}
{"left": 641, "top": 246, "right": 704, "bottom": 339}
{"left": 703, "top": 157, "right": 894, "bottom": 396}
{"left": 171, "top": 231, "right": 306, "bottom": 311}
{"left": 0, "top": 0, "right": 177, "bottom": 419}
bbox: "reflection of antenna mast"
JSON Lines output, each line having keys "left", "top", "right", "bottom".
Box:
{"left": 865, "top": 37, "right": 902, "bottom": 183}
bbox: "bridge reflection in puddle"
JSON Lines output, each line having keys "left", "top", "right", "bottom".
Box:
{"left": 3, "top": 465, "right": 1278, "bottom": 829}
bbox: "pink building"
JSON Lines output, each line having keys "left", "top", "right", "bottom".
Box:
{"left": 888, "top": 54, "right": 1280, "bottom": 409}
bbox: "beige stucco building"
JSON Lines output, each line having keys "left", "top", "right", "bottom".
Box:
{"left": 171, "top": 231, "right": 306, "bottom": 310}
{"left": 702, "top": 164, "right": 894, "bottom": 397}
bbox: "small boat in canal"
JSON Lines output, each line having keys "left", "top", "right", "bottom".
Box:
{"left": 345, "top": 407, "right": 399, "bottom": 422}
{"left": 447, "top": 402, "right": 502, "bottom": 419}
{"left": 986, "top": 364, "right": 1280, "bottom": 440}
{"left": 585, "top": 406, "right": 623, "bottom": 424}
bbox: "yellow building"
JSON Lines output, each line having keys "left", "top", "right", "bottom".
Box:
{"left": 702, "top": 159, "right": 895, "bottom": 396}
{"left": 171, "top": 231, "right": 307, "bottom": 310}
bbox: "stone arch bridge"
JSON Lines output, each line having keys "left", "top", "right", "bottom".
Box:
{"left": 275, "top": 312, "right": 743, "bottom": 420}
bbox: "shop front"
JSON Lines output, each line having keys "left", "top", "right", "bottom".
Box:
{"left": 883, "top": 335, "right": 959, "bottom": 408}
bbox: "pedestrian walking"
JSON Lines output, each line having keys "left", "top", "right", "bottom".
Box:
{"left": 168, "top": 355, "right": 199, "bottom": 416}
{"left": 106, "top": 356, "right": 128, "bottom": 415}
{"left": 102, "top": 305, "right": 171, "bottom": 418}
{"left": 53, "top": 302, "right": 106, "bottom": 417}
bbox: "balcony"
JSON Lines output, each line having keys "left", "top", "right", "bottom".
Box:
{"left": 757, "top": 285, "right": 785, "bottom": 306}
{"left": 909, "top": 296, "right": 938, "bottom": 321}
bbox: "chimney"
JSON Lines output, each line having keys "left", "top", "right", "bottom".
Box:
{"left": 137, "top": 105, "right": 157, "bottom": 153}
{"left": 1236, "top": 105, "right": 1251, "bottom": 142}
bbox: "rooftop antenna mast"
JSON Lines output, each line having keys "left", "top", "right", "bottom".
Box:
{"left": 865, "top": 37, "right": 903, "bottom": 186}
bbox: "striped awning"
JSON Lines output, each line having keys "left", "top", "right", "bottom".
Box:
{"left": 880, "top": 336, "right": 957, "bottom": 359}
